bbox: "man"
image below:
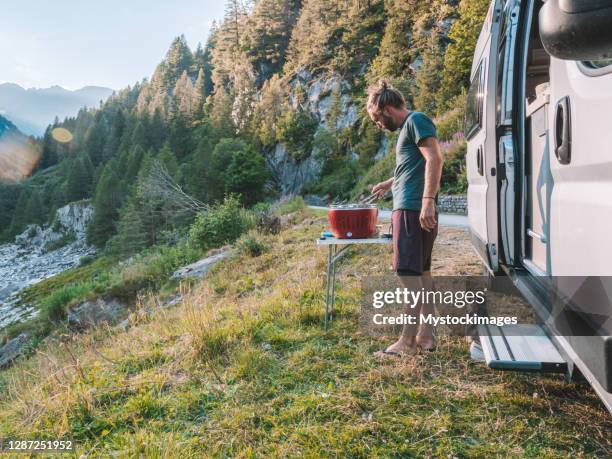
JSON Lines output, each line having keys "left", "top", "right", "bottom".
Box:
{"left": 367, "top": 80, "right": 443, "bottom": 357}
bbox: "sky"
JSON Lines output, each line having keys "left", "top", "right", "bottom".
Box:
{"left": 0, "top": 0, "right": 226, "bottom": 91}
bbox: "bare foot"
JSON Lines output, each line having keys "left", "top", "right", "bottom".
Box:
{"left": 415, "top": 335, "right": 436, "bottom": 352}
{"left": 373, "top": 338, "right": 416, "bottom": 359}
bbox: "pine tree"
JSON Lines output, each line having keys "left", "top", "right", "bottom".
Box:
{"left": 131, "top": 117, "right": 150, "bottom": 150}
{"left": 438, "top": 0, "right": 490, "bottom": 110}
{"left": 208, "top": 86, "right": 235, "bottom": 137}
{"left": 193, "top": 68, "right": 207, "bottom": 118}
{"left": 169, "top": 114, "right": 192, "bottom": 159}
{"left": 172, "top": 70, "right": 196, "bottom": 119}
{"left": 149, "top": 108, "right": 168, "bottom": 151}
{"left": 87, "top": 161, "right": 122, "bottom": 247}
{"left": 158, "top": 142, "right": 179, "bottom": 178}
{"left": 0, "top": 184, "right": 20, "bottom": 239}
{"left": 415, "top": 33, "right": 444, "bottom": 114}
{"left": 225, "top": 148, "right": 270, "bottom": 206}
{"left": 23, "top": 189, "right": 46, "bottom": 225}
{"left": 84, "top": 115, "right": 109, "bottom": 166}
{"left": 36, "top": 125, "right": 59, "bottom": 171}
{"left": 10, "top": 187, "right": 46, "bottom": 233}
{"left": 65, "top": 157, "right": 93, "bottom": 202}
{"left": 244, "top": 0, "right": 300, "bottom": 81}
{"left": 250, "top": 74, "right": 287, "bottom": 147}
{"left": 327, "top": 84, "right": 343, "bottom": 133}
{"left": 163, "top": 35, "right": 195, "bottom": 89}
{"left": 125, "top": 145, "right": 146, "bottom": 183}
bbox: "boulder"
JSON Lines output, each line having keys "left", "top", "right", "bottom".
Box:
{"left": 67, "top": 297, "right": 127, "bottom": 331}
{"left": 0, "top": 333, "right": 30, "bottom": 368}
{"left": 171, "top": 249, "right": 232, "bottom": 280}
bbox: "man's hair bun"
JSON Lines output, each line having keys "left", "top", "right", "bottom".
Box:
{"left": 367, "top": 79, "right": 406, "bottom": 113}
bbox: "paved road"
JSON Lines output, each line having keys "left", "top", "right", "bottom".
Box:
{"left": 308, "top": 206, "right": 469, "bottom": 228}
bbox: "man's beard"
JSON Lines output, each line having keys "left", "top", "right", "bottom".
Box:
{"left": 380, "top": 113, "right": 398, "bottom": 132}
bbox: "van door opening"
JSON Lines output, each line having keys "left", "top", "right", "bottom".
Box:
{"left": 520, "top": 0, "right": 551, "bottom": 276}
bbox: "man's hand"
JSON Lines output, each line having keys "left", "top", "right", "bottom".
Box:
{"left": 372, "top": 178, "right": 393, "bottom": 198}
{"left": 420, "top": 198, "right": 437, "bottom": 232}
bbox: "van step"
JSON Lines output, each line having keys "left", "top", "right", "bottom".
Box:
{"left": 477, "top": 324, "right": 567, "bottom": 373}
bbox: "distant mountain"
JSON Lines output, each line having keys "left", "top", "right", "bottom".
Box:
{"left": 0, "top": 114, "right": 40, "bottom": 182}
{"left": 0, "top": 114, "right": 17, "bottom": 137}
{"left": 0, "top": 83, "right": 114, "bottom": 136}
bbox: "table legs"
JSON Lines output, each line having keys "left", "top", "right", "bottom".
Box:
{"left": 324, "top": 244, "right": 350, "bottom": 329}
{"left": 330, "top": 245, "right": 337, "bottom": 322}
{"left": 325, "top": 245, "right": 333, "bottom": 330}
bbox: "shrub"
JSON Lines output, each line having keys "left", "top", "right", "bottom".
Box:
{"left": 435, "top": 92, "right": 468, "bottom": 141}
{"left": 440, "top": 135, "right": 468, "bottom": 194}
{"left": 252, "top": 202, "right": 272, "bottom": 215}
{"left": 236, "top": 232, "right": 269, "bottom": 258}
{"left": 188, "top": 195, "right": 253, "bottom": 251}
{"left": 38, "top": 283, "right": 97, "bottom": 323}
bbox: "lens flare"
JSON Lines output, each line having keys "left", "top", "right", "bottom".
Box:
{"left": 51, "top": 127, "right": 73, "bottom": 143}
{"left": 0, "top": 134, "right": 41, "bottom": 182}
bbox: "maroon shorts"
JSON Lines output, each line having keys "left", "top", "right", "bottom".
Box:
{"left": 391, "top": 209, "right": 438, "bottom": 275}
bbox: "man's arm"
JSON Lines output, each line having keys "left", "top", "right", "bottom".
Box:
{"left": 372, "top": 176, "right": 394, "bottom": 198}
{"left": 418, "top": 136, "right": 443, "bottom": 231}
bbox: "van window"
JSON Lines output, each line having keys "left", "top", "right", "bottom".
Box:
{"left": 583, "top": 59, "right": 612, "bottom": 69}
{"left": 465, "top": 61, "right": 485, "bottom": 139}
{"left": 579, "top": 59, "right": 612, "bottom": 77}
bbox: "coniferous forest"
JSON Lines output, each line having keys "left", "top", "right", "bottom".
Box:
{"left": 3, "top": 2, "right": 612, "bottom": 453}
{"left": 0, "top": 0, "right": 489, "bottom": 254}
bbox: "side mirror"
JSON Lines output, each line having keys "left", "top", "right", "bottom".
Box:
{"left": 539, "top": 0, "right": 612, "bottom": 61}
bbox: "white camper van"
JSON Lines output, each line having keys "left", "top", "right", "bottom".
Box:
{"left": 466, "top": 0, "right": 612, "bottom": 412}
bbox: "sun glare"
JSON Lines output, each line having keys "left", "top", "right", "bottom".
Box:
{"left": 51, "top": 127, "right": 73, "bottom": 143}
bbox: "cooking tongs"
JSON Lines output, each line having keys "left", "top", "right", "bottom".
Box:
{"left": 359, "top": 191, "right": 390, "bottom": 205}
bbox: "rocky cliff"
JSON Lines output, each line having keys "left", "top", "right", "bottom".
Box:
{"left": 266, "top": 70, "right": 362, "bottom": 195}
{"left": 0, "top": 201, "right": 96, "bottom": 331}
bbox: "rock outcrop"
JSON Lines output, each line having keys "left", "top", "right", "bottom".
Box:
{"left": 172, "top": 248, "right": 232, "bottom": 280}
{"left": 67, "top": 297, "right": 127, "bottom": 331}
{"left": 0, "top": 333, "right": 30, "bottom": 368}
{"left": 0, "top": 201, "right": 96, "bottom": 332}
{"left": 266, "top": 70, "right": 362, "bottom": 194}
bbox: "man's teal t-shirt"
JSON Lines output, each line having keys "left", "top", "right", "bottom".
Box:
{"left": 392, "top": 111, "right": 437, "bottom": 211}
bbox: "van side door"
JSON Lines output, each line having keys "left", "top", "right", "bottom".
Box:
{"left": 467, "top": 0, "right": 504, "bottom": 273}
{"left": 548, "top": 60, "right": 612, "bottom": 276}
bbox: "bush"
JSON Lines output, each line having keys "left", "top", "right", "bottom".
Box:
{"left": 435, "top": 92, "right": 468, "bottom": 141}
{"left": 38, "top": 283, "right": 97, "bottom": 323}
{"left": 188, "top": 195, "right": 254, "bottom": 251}
{"left": 440, "top": 137, "right": 468, "bottom": 194}
{"left": 236, "top": 232, "right": 269, "bottom": 258}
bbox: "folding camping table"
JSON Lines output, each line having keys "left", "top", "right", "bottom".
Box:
{"left": 316, "top": 235, "right": 392, "bottom": 329}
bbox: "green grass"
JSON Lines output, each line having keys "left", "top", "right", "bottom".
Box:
{"left": 275, "top": 195, "right": 307, "bottom": 215}
{"left": 2, "top": 242, "right": 204, "bottom": 344}
{"left": 0, "top": 211, "right": 610, "bottom": 457}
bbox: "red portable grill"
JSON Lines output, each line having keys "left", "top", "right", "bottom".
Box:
{"left": 328, "top": 204, "right": 378, "bottom": 239}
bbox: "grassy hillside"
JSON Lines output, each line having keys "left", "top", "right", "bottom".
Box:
{"left": 1, "top": 208, "right": 610, "bottom": 457}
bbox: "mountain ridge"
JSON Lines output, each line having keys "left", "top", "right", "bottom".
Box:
{"left": 0, "top": 83, "right": 114, "bottom": 136}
